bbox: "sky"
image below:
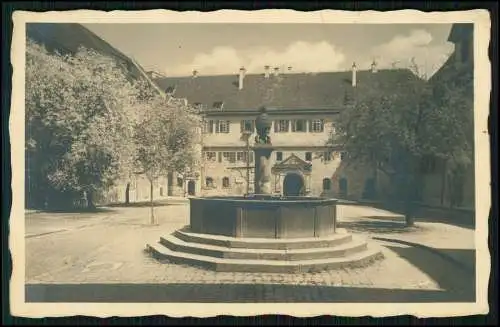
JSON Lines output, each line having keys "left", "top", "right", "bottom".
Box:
{"left": 84, "top": 23, "right": 454, "bottom": 78}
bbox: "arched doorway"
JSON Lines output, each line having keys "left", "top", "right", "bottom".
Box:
{"left": 283, "top": 173, "right": 304, "bottom": 196}
{"left": 187, "top": 180, "right": 196, "bottom": 196}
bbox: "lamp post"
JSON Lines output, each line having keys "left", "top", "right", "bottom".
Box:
{"left": 242, "top": 130, "right": 252, "bottom": 194}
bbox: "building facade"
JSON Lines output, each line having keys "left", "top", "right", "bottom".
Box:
{"left": 155, "top": 64, "right": 421, "bottom": 199}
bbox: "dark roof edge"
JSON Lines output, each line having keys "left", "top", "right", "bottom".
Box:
{"left": 201, "top": 109, "right": 341, "bottom": 116}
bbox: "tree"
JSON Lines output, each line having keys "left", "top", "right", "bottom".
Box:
{"left": 133, "top": 94, "right": 201, "bottom": 224}
{"left": 423, "top": 63, "right": 474, "bottom": 207}
{"left": 330, "top": 65, "right": 434, "bottom": 226}
{"left": 25, "top": 40, "right": 140, "bottom": 209}
{"left": 329, "top": 59, "right": 474, "bottom": 226}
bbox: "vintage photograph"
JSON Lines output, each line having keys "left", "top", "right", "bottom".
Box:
{"left": 10, "top": 9, "right": 490, "bottom": 318}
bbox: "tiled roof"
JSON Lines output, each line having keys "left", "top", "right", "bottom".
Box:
{"left": 154, "top": 69, "right": 421, "bottom": 112}
{"left": 26, "top": 23, "right": 164, "bottom": 96}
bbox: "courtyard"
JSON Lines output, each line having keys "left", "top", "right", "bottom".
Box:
{"left": 24, "top": 201, "right": 475, "bottom": 303}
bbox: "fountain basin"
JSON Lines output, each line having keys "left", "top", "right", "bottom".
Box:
{"left": 189, "top": 195, "right": 337, "bottom": 239}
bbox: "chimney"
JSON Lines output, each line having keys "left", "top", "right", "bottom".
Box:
{"left": 273, "top": 67, "right": 280, "bottom": 77}
{"left": 238, "top": 66, "right": 246, "bottom": 90}
{"left": 264, "top": 65, "right": 270, "bottom": 78}
{"left": 371, "top": 60, "right": 378, "bottom": 73}
{"left": 192, "top": 70, "right": 198, "bottom": 78}
{"left": 351, "top": 62, "right": 357, "bottom": 87}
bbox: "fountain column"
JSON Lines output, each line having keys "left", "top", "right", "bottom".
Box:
{"left": 254, "top": 146, "right": 273, "bottom": 194}
{"left": 253, "top": 107, "right": 274, "bottom": 195}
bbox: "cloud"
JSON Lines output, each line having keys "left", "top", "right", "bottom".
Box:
{"left": 166, "top": 30, "right": 454, "bottom": 78}
{"left": 369, "top": 29, "right": 454, "bottom": 78}
{"left": 167, "top": 41, "right": 346, "bottom": 76}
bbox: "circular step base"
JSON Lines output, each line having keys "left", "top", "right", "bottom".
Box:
{"left": 146, "top": 230, "right": 385, "bottom": 273}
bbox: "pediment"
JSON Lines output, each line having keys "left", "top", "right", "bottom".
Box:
{"left": 273, "top": 153, "right": 312, "bottom": 173}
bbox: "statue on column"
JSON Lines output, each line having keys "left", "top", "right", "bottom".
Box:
{"left": 253, "top": 106, "right": 273, "bottom": 195}
{"left": 255, "top": 106, "right": 272, "bottom": 145}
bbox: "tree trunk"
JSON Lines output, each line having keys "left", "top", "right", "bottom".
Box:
{"left": 125, "top": 182, "right": 130, "bottom": 205}
{"left": 86, "top": 190, "right": 95, "bottom": 210}
{"left": 440, "top": 160, "right": 447, "bottom": 205}
{"left": 150, "top": 180, "right": 155, "bottom": 225}
{"left": 404, "top": 164, "right": 417, "bottom": 227}
{"left": 167, "top": 171, "right": 174, "bottom": 196}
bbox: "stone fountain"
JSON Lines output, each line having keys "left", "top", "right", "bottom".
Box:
{"left": 147, "top": 107, "right": 384, "bottom": 273}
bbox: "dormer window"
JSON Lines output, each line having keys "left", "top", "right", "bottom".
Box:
{"left": 165, "top": 86, "right": 176, "bottom": 95}
{"left": 213, "top": 101, "right": 224, "bottom": 111}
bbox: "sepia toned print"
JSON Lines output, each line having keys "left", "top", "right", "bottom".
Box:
{"left": 10, "top": 9, "right": 491, "bottom": 318}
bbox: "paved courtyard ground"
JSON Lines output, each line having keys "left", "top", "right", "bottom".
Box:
{"left": 23, "top": 201, "right": 476, "bottom": 302}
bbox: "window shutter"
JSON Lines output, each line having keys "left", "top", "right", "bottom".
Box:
{"left": 209, "top": 120, "right": 214, "bottom": 133}
{"left": 308, "top": 120, "right": 312, "bottom": 132}
{"left": 274, "top": 121, "right": 278, "bottom": 133}
{"left": 240, "top": 121, "right": 244, "bottom": 133}
{"left": 226, "top": 120, "right": 231, "bottom": 133}
{"left": 291, "top": 120, "right": 296, "bottom": 132}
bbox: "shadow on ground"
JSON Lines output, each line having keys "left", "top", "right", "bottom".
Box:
{"left": 25, "top": 282, "right": 474, "bottom": 303}
{"left": 106, "top": 201, "right": 181, "bottom": 208}
{"left": 374, "top": 237, "right": 476, "bottom": 275}
{"left": 370, "top": 202, "right": 474, "bottom": 230}
{"left": 338, "top": 218, "right": 427, "bottom": 234}
{"left": 26, "top": 207, "right": 115, "bottom": 214}
{"left": 339, "top": 201, "right": 475, "bottom": 230}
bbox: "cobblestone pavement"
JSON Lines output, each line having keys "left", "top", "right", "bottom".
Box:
{"left": 24, "top": 203, "right": 476, "bottom": 302}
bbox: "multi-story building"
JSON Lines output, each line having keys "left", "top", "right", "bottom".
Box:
{"left": 155, "top": 63, "right": 423, "bottom": 198}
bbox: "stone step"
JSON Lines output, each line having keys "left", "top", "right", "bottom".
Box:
{"left": 146, "top": 242, "right": 384, "bottom": 273}
{"left": 173, "top": 228, "right": 353, "bottom": 250}
{"left": 159, "top": 234, "right": 368, "bottom": 261}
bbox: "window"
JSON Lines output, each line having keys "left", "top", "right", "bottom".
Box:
{"left": 205, "top": 151, "right": 216, "bottom": 161}
{"left": 310, "top": 119, "right": 324, "bottom": 133}
{"left": 274, "top": 120, "right": 290, "bottom": 133}
{"left": 222, "top": 177, "right": 230, "bottom": 188}
{"left": 236, "top": 151, "right": 247, "bottom": 162}
{"left": 177, "top": 177, "right": 183, "bottom": 187}
{"left": 205, "top": 177, "right": 214, "bottom": 188}
{"left": 322, "top": 178, "right": 332, "bottom": 191}
{"left": 216, "top": 120, "right": 230, "bottom": 133}
{"left": 240, "top": 120, "right": 255, "bottom": 133}
{"left": 305, "top": 152, "right": 312, "bottom": 161}
{"left": 324, "top": 151, "right": 333, "bottom": 162}
{"left": 292, "top": 119, "right": 307, "bottom": 132}
{"left": 276, "top": 152, "right": 283, "bottom": 161}
{"left": 213, "top": 101, "right": 224, "bottom": 110}
{"left": 193, "top": 102, "right": 203, "bottom": 111}
{"left": 203, "top": 120, "right": 214, "bottom": 134}
{"left": 222, "top": 151, "right": 236, "bottom": 163}
{"left": 340, "top": 152, "right": 347, "bottom": 161}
